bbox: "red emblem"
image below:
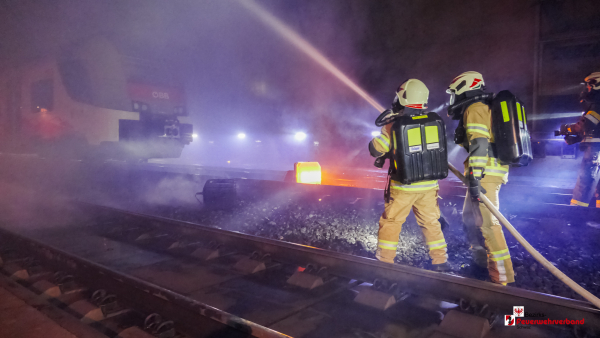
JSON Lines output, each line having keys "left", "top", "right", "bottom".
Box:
{"left": 470, "top": 78, "right": 482, "bottom": 88}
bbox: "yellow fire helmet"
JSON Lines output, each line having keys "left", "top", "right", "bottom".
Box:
{"left": 394, "top": 79, "right": 429, "bottom": 110}
{"left": 584, "top": 72, "right": 600, "bottom": 90}
{"left": 446, "top": 71, "right": 485, "bottom": 105}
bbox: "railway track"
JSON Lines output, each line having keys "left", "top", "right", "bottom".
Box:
{"left": 0, "top": 202, "right": 598, "bottom": 338}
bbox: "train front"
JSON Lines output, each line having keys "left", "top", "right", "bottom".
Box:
{"left": 119, "top": 81, "right": 193, "bottom": 159}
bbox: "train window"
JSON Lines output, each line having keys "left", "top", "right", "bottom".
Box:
{"left": 31, "top": 79, "right": 53, "bottom": 112}
{"left": 59, "top": 60, "right": 93, "bottom": 105}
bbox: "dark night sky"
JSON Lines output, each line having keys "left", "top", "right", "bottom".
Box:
{"left": 1, "top": 0, "right": 599, "bottom": 169}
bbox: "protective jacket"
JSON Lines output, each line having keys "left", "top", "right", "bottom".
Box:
{"left": 569, "top": 104, "right": 600, "bottom": 207}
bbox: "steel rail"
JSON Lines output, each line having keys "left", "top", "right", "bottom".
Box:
{"left": 0, "top": 227, "right": 291, "bottom": 338}
{"left": 82, "top": 202, "right": 600, "bottom": 329}
{"left": 448, "top": 162, "right": 600, "bottom": 309}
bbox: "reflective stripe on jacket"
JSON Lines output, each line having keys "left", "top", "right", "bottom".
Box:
{"left": 369, "top": 125, "right": 392, "bottom": 157}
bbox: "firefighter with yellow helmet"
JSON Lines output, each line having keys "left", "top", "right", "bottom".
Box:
{"left": 559, "top": 72, "right": 600, "bottom": 208}
{"left": 446, "top": 71, "right": 514, "bottom": 284}
{"left": 369, "top": 79, "right": 449, "bottom": 272}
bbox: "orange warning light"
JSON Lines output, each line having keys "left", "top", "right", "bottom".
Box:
{"left": 295, "top": 162, "right": 321, "bottom": 184}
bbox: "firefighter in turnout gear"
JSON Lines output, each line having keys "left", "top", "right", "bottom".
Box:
{"left": 369, "top": 79, "right": 449, "bottom": 272}
{"left": 447, "top": 71, "right": 514, "bottom": 284}
{"left": 565, "top": 72, "right": 600, "bottom": 208}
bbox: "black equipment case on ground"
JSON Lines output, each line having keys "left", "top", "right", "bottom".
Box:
{"left": 491, "top": 90, "right": 533, "bottom": 166}
{"left": 391, "top": 112, "right": 448, "bottom": 184}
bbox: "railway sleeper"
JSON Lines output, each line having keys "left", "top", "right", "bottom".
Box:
{"left": 287, "top": 264, "right": 332, "bottom": 290}
{"left": 54, "top": 206, "right": 600, "bottom": 337}
{"left": 189, "top": 241, "right": 228, "bottom": 261}
{"left": 234, "top": 251, "right": 273, "bottom": 274}
{"left": 354, "top": 278, "right": 403, "bottom": 311}
{"left": 434, "top": 310, "right": 491, "bottom": 338}
{"left": 30, "top": 272, "right": 89, "bottom": 304}
{"left": 0, "top": 253, "right": 188, "bottom": 338}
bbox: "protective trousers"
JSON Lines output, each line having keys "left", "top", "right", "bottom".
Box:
{"left": 571, "top": 144, "right": 600, "bottom": 208}
{"left": 377, "top": 188, "right": 448, "bottom": 265}
{"left": 463, "top": 180, "right": 515, "bottom": 284}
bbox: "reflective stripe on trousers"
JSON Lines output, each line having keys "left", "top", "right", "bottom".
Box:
{"left": 490, "top": 248, "right": 511, "bottom": 262}
{"left": 378, "top": 239, "right": 398, "bottom": 251}
{"left": 427, "top": 239, "right": 447, "bottom": 250}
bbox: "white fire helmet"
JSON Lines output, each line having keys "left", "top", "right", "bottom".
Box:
{"left": 584, "top": 72, "right": 600, "bottom": 90}
{"left": 446, "top": 71, "right": 485, "bottom": 105}
{"left": 394, "top": 79, "right": 429, "bottom": 110}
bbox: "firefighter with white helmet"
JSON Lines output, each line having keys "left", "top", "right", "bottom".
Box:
{"left": 369, "top": 79, "right": 449, "bottom": 272}
{"left": 559, "top": 72, "right": 600, "bottom": 208}
{"left": 447, "top": 71, "right": 514, "bottom": 284}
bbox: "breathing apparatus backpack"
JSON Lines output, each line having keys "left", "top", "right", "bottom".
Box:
{"left": 490, "top": 90, "right": 533, "bottom": 166}
{"left": 389, "top": 112, "right": 448, "bottom": 184}
{"left": 453, "top": 90, "right": 532, "bottom": 167}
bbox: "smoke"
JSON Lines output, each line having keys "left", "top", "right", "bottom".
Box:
{"left": 237, "top": 0, "right": 384, "bottom": 113}
{"left": 0, "top": 1, "right": 582, "bottom": 173}
{"left": 140, "top": 175, "right": 202, "bottom": 206}
{"left": 176, "top": 0, "right": 540, "bottom": 170}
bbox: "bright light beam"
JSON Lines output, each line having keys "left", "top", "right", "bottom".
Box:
{"left": 295, "top": 132, "right": 307, "bottom": 141}
{"left": 238, "top": 0, "right": 385, "bottom": 113}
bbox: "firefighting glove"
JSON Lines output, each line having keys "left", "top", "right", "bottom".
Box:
{"left": 439, "top": 214, "right": 450, "bottom": 232}
{"left": 467, "top": 174, "right": 486, "bottom": 202}
{"left": 564, "top": 135, "right": 583, "bottom": 145}
{"left": 468, "top": 176, "right": 481, "bottom": 201}
{"left": 559, "top": 124, "right": 571, "bottom": 135}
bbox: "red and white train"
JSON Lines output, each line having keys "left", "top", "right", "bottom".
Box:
{"left": 0, "top": 38, "right": 193, "bottom": 160}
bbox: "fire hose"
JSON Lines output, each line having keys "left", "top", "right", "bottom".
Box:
{"left": 448, "top": 163, "right": 600, "bottom": 309}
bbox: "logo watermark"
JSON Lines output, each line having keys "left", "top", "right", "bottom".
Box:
{"left": 505, "top": 306, "right": 584, "bottom": 329}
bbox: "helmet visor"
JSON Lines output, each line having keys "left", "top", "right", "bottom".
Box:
{"left": 392, "top": 93, "right": 402, "bottom": 112}
{"left": 446, "top": 89, "right": 456, "bottom": 105}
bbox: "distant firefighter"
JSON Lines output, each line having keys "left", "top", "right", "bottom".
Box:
{"left": 557, "top": 72, "right": 600, "bottom": 208}
{"left": 447, "top": 71, "right": 514, "bottom": 285}
{"left": 369, "top": 79, "right": 450, "bottom": 272}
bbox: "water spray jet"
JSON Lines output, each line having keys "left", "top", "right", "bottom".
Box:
{"left": 527, "top": 112, "right": 584, "bottom": 121}
{"left": 238, "top": 0, "right": 385, "bottom": 113}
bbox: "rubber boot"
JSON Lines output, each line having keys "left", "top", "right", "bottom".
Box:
{"left": 432, "top": 262, "right": 451, "bottom": 272}
{"left": 471, "top": 245, "right": 488, "bottom": 268}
